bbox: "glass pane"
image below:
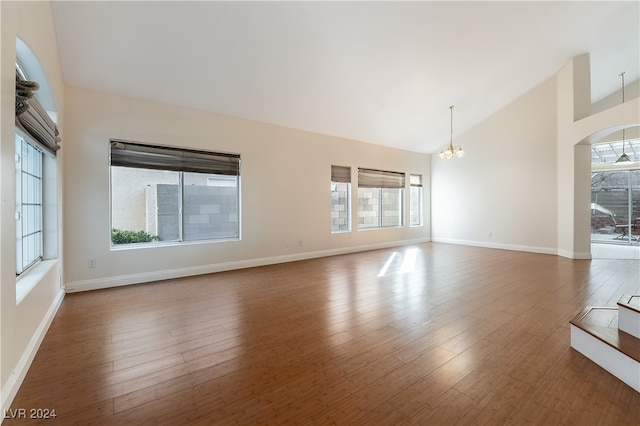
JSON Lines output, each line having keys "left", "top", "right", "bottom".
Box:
{"left": 183, "top": 173, "right": 239, "bottom": 241}
{"left": 111, "top": 167, "right": 179, "bottom": 244}
{"left": 381, "top": 188, "right": 403, "bottom": 227}
{"left": 591, "top": 170, "right": 640, "bottom": 244}
{"left": 16, "top": 136, "right": 43, "bottom": 274}
{"left": 331, "top": 182, "right": 350, "bottom": 232}
{"left": 16, "top": 135, "right": 23, "bottom": 273}
{"left": 410, "top": 186, "right": 422, "bottom": 227}
{"left": 358, "top": 188, "right": 379, "bottom": 229}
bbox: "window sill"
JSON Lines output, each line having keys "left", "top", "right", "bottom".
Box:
{"left": 357, "top": 226, "right": 404, "bottom": 231}
{"left": 16, "top": 259, "right": 59, "bottom": 305}
{"left": 110, "top": 237, "right": 240, "bottom": 251}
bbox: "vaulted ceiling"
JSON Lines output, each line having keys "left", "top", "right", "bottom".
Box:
{"left": 50, "top": 1, "right": 639, "bottom": 154}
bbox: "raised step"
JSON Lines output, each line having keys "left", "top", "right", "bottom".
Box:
{"left": 569, "top": 306, "right": 640, "bottom": 392}
{"left": 617, "top": 295, "right": 640, "bottom": 339}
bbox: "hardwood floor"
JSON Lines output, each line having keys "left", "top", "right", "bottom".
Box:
{"left": 6, "top": 243, "right": 640, "bottom": 425}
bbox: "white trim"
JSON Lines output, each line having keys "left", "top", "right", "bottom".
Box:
{"left": 16, "top": 259, "right": 59, "bottom": 304}
{"left": 65, "top": 238, "right": 431, "bottom": 293}
{"left": 557, "top": 249, "right": 592, "bottom": 260}
{"left": 432, "top": 237, "right": 558, "bottom": 256}
{"left": 618, "top": 304, "right": 640, "bottom": 339}
{"left": 1, "top": 289, "right": 65, "bottom": 417}
{"left": 570, "top": 325, "right": 640, "bottom": 393}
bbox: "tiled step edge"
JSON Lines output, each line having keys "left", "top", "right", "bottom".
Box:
{"left": 618, "top": 295, "right": 640, "bottom": 339}
{"left": 570, "top": 307, "right": 640, "bottom": 393}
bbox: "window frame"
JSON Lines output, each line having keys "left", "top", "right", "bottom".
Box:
{"left": 590, "top": 166, "right": 640, "bottom": 245}
{"left": 410, "top": 174, "right": 423, "bottom": 227}
{"left": 331, "top": 165, "right": 352, "bottom": 233}
{"left": 357, "top": 168, "right": 405, "bottom": 230}
{"left": 15, "top": 132, "right": 44, "bottom": 275}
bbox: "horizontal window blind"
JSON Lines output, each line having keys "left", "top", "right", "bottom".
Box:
{"left": 15, "top": 72, "right": 61, "bottom": 156}
{"left": 110, "top": 140, "right": 240, "bottom": 175}
{"left": 331, "top": 165, "right": 351, "bottom": 183}
{"left": 358, "top": 168, "right": 405, "bottom": 188}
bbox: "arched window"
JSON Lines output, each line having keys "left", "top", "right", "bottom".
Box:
{"left": 15, "top": 37, "right": 59, "bottom": 282}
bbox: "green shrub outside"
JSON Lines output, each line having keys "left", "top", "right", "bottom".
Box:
{"left": 111, "top": 229, "right": 159, "bottom": 244}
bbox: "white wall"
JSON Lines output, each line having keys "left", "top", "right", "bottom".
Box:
{"left": 1, "top": 0, "right": 65, "bottom": 416}
{"left": 431, "top": 55, "right": 640, "bottom": 259}
{"left": 63, "top": 86, "right": 431, "bottom": 291}
{"left": 432, "top": 77, "right": 558, "bottom": 254}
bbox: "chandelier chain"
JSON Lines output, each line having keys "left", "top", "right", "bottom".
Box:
{"left": 615, "top": 71, "right": 631, "bottom": 164}
{"left": 450, "top": 105, "right": 454, "bottom": 147}
{"left": 621, "top": 72, "right": 626, "bottom": 154}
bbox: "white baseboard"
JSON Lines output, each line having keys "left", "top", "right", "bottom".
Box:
{"left": 432, "top": 237, "right": 558, "bottom": 256}
{"left": 570, "top": 325, "right": 640, "bottom": 392}
{"left": 64, "top": 238, "right": 431, "bottom": 293}
{"left": 1, "top": 288, "right": 65, "bottom": 419}
{"left": 557, "top": 249, "right": 592, "bottom": 260}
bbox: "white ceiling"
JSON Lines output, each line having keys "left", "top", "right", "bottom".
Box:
{"left": 50, "top": 1, "right": 640, "bottom": 154}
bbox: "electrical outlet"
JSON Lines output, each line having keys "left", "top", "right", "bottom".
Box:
{"left": 88, "top": 258, "right": 96, "bottom": 268}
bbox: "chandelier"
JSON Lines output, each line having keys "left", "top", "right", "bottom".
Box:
{"left": 439, "top": 105, "right": 465, "bottom": 159}
{"left": 616, "top": 72, "right": 631, "bottom": 164}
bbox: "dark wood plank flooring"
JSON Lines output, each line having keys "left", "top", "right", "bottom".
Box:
{"left": 6, "top": 243, "right": 640, "bottom": 425}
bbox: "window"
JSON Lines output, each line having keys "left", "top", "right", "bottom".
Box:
{"left": 14, "top": 43, "right": 61, "bottom": 292}
{"left": 331, "top": 165, "right": 351, "bottom": 233}
{"left": 410, "top": 174, "right": 423, "bottom": 227}
{"left": 358, "top": 168, "right": 405, "bottom": 230}
{"left": 591, "top": 169, "right": 640, "bottom": 245}
{"left": 110, "top": 140, "right": 241, "bottom": 246}
{"left": 15, "top": 133, "right": 43, "bottom": 274}
{"left": 591, "top": 139, "right": 639, "bottom": 245}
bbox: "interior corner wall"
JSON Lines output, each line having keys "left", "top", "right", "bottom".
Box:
{"left": 431, "top": 77, "right": 558, "bottom": 254}
{"left": 1, "top": 0, "right": 65, "bottom": 415}
{"left": 62, "top": 86, "right": 431, "bottom": 292}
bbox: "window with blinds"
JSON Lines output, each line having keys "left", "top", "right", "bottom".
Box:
{"left": 357, "top": 168, "right": 405, "bottom": 229}
{"left": 331, "top": 165, "right": 351, "bottom": 233}
{"left": 14, "top": 48, "right": 60, "bottom": 286}
{"left": 15, "top": 133, "right": 43, "bottom": 274}
{"left": 410, "top": 174, "right": 423, "bottom": 227}
{"left": 110, "top": 140, "right": 241, "bottom": 246}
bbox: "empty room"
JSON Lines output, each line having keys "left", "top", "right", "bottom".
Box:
{"left": 1, "top": 1, "right": 639, "bottom": 425}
